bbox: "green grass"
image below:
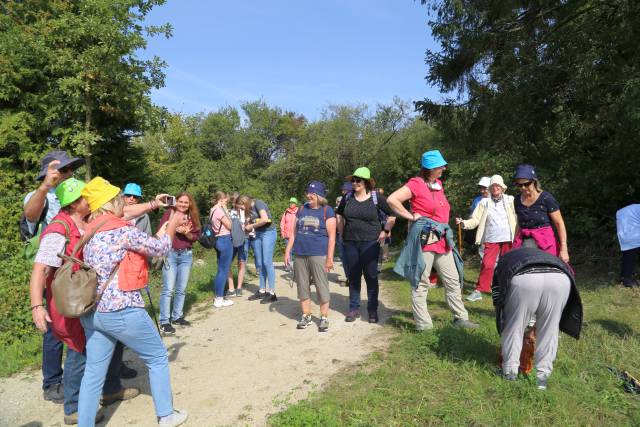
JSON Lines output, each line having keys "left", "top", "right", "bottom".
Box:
{"left": 269, "top": 260, "right": 640, "bottom": 426}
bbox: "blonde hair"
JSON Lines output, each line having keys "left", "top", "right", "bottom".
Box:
{"left": 89, "top": 195, "right": 124, "bottom": 221}
{"left": 238, "top": 195, "right": 251, "bottom": 213}
{"left": 316, "top": 195, "right": 328, "bottom": 206}
{"left": 229, "top": 191, "right": 240, "bottom": 207}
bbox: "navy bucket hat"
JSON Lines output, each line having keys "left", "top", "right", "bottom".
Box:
{"left": 306, "top": 180, "right": 327, "bottom": 198}
{"left": 512, "top": 164, "right": 538, "bottom": 181}
{"left": 36, "top": 150, "right": 85, "bottom": 181}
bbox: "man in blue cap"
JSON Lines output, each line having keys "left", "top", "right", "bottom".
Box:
{"left": 123, "top": 183, "right": 152, "bottom": 235}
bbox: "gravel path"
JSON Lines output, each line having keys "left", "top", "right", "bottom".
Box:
{"left": 0, "top": 261, "right": 397, "bottom": 426}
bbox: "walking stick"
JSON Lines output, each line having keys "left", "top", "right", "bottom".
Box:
{"left": 457, "top": 223, "right": 463, "bottom": 254}
{"left": 145, "top": 286, "right": 161, "bottom": 334}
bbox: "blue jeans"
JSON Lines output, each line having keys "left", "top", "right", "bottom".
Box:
{"left": 344, "top": 240, "right": 380, "bottom": 312}
{"left": 42, "top": 324, "right": 63, "bottom": 388}
{"left": 63, "top": 342, "right": 123, "bottom": 415}
{"left": 160, "top": 249, "right": 193, "bottom": 324}
{"left": 336, "top": 236, "right": 350, "bottom": 279}
{"left": 79, "top": 308, "right": 173, "bottom": 426}
{"left": 254, "top": 229, "right": 277, "bottom": 291}
{"left": 213, "top": 235, "right": 234, "bottom": 297}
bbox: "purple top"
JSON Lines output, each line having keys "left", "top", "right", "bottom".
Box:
{"left": 158, "top": 209, "right": 201, "bottom": 250}
{"left": 84, "top": 226, "right": 171, "bottom": 312}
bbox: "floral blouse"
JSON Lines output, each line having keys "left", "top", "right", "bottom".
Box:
{"left": 84, "top": 226, "right": 171, "bottom": 312}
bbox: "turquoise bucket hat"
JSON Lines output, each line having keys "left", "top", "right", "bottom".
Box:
{"left": 421, "top": 150, "right": 447, "bottom": 169}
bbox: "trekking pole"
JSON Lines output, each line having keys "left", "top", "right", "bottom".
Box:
{"left": 144, "top": 286, "right": 161, "bottom": 334}
{"left": 457, "top": 223, "right": 463, "bottom": 254}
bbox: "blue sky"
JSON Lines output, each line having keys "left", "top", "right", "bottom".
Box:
{"left": 142, "top": 0, "right": 442, "bottom": 121}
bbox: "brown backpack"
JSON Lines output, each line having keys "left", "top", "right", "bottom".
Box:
{"left": 52, "top": 218, "right": 119, "bottom": 318}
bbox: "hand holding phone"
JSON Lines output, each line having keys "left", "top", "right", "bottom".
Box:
{"left": 165, "top": 195, "right": 176, "bottom": 206}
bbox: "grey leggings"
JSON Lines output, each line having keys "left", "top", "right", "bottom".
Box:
{"left": 501, "top": 272, "right": 571, "bottom": 380}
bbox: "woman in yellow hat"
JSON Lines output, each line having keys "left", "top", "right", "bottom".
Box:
{"left": 77, "top": 177, "right": 188, "bottom": 426}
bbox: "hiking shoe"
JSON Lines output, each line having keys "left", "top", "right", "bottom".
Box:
{"left": 214, "top": 298, "right": 234, "bottom": 308}
{"left": 248, "top": 291, "right": 266, "bottom": 301}
{"left": 318, "top": 317, "right": 329, "bottom": 332}
{"left": 345, "top": 310, "right": 360, "bottom": 322}
{"left": 160, "top": 323, "right": 176, "bottom": 334}
{"left": 101, "top": 387, "right": 140, "bottom": 406}
{"left": 43, "top": 383, "right": 64, "bottom": 404}
{"left": 236, "top": 288, "right": 243, "bottom": 297}
{"left": 368, "top": 311, "right": 379, "bottom": 323}
{"left": 465, "top": 290, "right": 483, "bottom": 302}
{"left": 537, "top": 377, "right": 548, "bottom": 390}
{"left": 172, "top": 317, "right": 191, "bottom": 327}
{"left": 297, "top": 314, "right": 313, "bottom": 329}
{"left": 120, "top": 362, "right": 138, "bottom": 379}
{"left": 158, "top": 409, "right": 188, "bottom": 426}
{"left": 64, "top": 407, "right": 104, "bottom": 425}
{"left": 453, "top": 318, "right": 479, "bottom": 329}
{"left": 260, "top": 293, "right": 278, "bottom": 304}
{"left": 226, "top": 289, "right": 236, "bottom": 297}
{"left": 504, "top": 372, "right": 517, "bottom": 381}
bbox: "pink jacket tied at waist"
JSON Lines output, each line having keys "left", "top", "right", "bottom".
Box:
{"left": 513, "top": 226, "right": 558, "bottom": 256}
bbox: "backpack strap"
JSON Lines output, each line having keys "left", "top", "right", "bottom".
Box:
{"left": 69, "top": 217, "right": 112, "bottom": 258}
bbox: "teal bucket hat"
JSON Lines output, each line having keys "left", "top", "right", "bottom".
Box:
{"left": 421, "top": 150, "right": 447, "bottom": 169}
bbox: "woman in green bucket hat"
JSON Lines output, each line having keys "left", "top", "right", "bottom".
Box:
{"left": 336, "top": 167, "right": 395, "bottom": 323}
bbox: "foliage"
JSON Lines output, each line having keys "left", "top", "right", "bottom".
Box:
{"left": 416, "top": 0, "right": 640, "bottom": 239}
{"left": 269, "top": 264, "right": 640, "bottom": 426}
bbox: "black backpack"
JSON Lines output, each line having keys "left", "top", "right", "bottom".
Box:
{"left": 19, "top": 198, "right": 49, "bottom": 241}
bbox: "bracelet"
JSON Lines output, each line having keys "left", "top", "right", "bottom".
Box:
{"left": 149, "top": 200, "right": 158, "bottom": 211}
{"left": 31, "top": 304, "right": 44, "bottom": 311}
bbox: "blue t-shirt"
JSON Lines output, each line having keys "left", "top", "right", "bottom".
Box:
{"left": 514, "top": 191, "right": 560, "bottom": 229}
{"left": 251, "top": 199, "right": 274, "bottom": 231}
{"left": 293, "top": 204, "right": 335, "bottom": 256}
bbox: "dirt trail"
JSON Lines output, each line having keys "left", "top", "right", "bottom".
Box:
{"left": 0, "top": 261, "right": 398, "bottom": 426}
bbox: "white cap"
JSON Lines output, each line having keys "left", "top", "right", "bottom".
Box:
{"left": 478, "top": 177, "right": 491, "bottom": 188}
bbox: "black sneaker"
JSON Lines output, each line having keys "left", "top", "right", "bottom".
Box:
{"left": 345, "top": 310, "right": 360, "bottom": 322}
{"left": 120, "top": 362, "right": 138, "bottom": 379}
{"left": 43, "top": 383, "right": 64, "bottom": 403}
{"left": 368, "top": 311, "right": 379, "bottom": 323}
{"left": 159, "top": 323, "right": 176, "bottom": 334}
{"left": 173, "top": 317, "right": 191, "bottom": 327}
{"left": 248, "top": 291, "right": 266, "bottom": 301}
{"left": 260, "top": 293, "right": 277, "bottom": 304}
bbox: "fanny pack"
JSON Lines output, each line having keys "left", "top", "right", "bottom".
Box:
{"left": 420, "top": 224, "right": 442, "bottom": 246}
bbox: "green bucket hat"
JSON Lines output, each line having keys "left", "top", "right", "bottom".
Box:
{"left": 289, "top": 197, "right": 298, "bottom": 204}
{"left": 55, "top": 177, "right": 86, "bottom": 208}
{"left": 346, "top": 167, "right": 375, "bottom": 187}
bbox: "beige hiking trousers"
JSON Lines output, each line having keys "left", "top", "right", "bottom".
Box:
{"left": 412, "top": 251, "right": 469, "bottom": 330}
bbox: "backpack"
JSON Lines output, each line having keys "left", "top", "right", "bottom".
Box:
{"left": 21, "top": 198, "right": 50, "bottom": 262}
{"left": 199, "top": 208, "right": 226, "bottom": 249}
{"left": 231, "top": 211, "right": 246, "bottom": 248}
{"left": 52, "top": 217, "right": 119, "bottom": 318}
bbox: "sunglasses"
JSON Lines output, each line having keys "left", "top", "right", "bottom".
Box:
{"left": 123, "top": 194, "right": 141, "bottom": 199}
{"left": 351, "top": 178, "right": 363, "bottom": 184}
{"left": 59, "top": 166, "right": 73, "bottom": 174}
{"left": 515, "top": 181, "right": 533, "bottom": 188}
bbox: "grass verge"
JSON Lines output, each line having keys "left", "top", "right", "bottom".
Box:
{"left": 269, "top": 260, "right": 640, "bottom": 426}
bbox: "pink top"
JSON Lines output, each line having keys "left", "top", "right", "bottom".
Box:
{"left": 211, "top": 206, "right": 231, "bottom": 237}
{"left": 406, "top": 177, "right": 450, "bottom": 254}
{"left": 512, "top": 225, "right": 558, "bottom": 256}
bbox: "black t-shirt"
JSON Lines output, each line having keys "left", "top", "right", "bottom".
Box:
{"left": 336, "top": 192, "right": 394, "bottom": 242}
{"left": 514, "top": 191, "right": 560, "bottom": 229}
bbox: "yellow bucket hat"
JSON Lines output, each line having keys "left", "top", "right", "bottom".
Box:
{"left": 81, "top": 176, "right": 121, "bottom": 212}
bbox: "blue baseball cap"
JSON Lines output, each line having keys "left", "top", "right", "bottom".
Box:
{"left": 421, "top": 150, "right": 447, "bottom": 169}
{"left": 123, "top": 182, "right": 142, "bottom": 197}
{"left": 306, "top": 180, "right": 327, "bottom": 198}
{"left": 512, "top": 164, "right": 538, "bottom": 181}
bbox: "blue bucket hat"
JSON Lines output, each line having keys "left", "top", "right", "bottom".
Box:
{"left": 36, "top": 150, "right": 85, "bottom": 181}
{"left": 512, "top": 164, "right": 538, "bottom": 181}
{"left": 341, "top": 181, "right": 353, "bottom": 192}
{"left": 306, "top": 180, "right": 327, "bottom": 198}
{"left": 421, "top": 150, "right": 447, "bottom": 169}
{"left": 123, "top": 182, "right": 143, "bottom": 197}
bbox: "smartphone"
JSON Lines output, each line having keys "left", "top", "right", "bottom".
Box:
{"left": 165, "top": 195, "right": 176, "bottom": 206}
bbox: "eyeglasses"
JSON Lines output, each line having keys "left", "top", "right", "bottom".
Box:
{"left": 515, "top": 181, "right": 533, "bottom": 188}
{"left": 351, "top": 178, "right": 363, "bottom": 184}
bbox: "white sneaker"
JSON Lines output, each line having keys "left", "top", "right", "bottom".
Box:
{"left": 465, "top": 290, "right": 482, "bottom": 302}
{"left": 158, "top": 409, "right": 188, "bottom": 426}
{"left": 214, "top": 298, "right": 234, "bottom": 308}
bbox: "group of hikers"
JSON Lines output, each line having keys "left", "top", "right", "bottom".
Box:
{"left": 26, "top": 146, "right": 630, "bottom": 426}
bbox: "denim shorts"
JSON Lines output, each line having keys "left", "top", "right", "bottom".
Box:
{"left": 233, "top": 240, "right": 248, "bottom": 262}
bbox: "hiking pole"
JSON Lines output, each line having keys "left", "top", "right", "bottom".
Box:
{"left": 144, "top": 286, "right": 161, "bottom": 334}
{"left": 457, "top": 223, "right": 463, "bottom": 254}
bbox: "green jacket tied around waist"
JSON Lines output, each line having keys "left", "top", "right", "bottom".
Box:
{"left": 393, "top": 217, "right": 464, "bottom": 288}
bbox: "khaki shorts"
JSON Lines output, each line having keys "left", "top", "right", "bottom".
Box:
{"left": 294, "top": 255, "right": 330, "bottom": 304}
